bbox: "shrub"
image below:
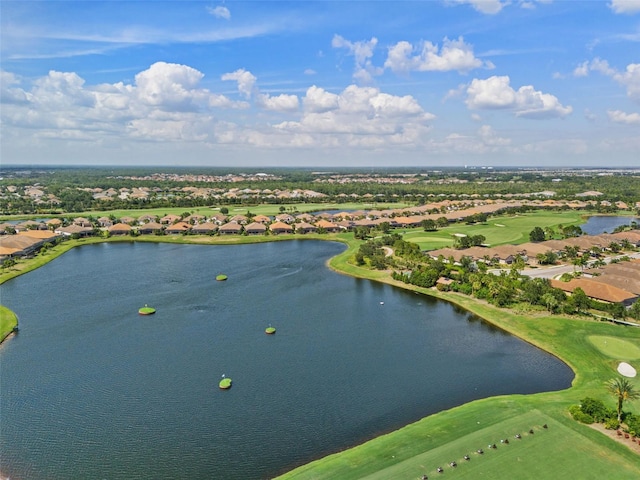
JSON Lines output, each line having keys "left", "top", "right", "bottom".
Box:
{"left": 580, "top": 397, "right": 616, "bottom": 422}
{"left": 604, "top": 417, "right": 620, "bottom": 430}
{"left": 569, "top": 405, "right": 594, "bottom": 424}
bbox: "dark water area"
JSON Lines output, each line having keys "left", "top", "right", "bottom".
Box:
{"left": 0, "top": 241, "right": 573, "bottom": 480}
{"left": 581, "top": 216, "right": 640, "bottom": 235}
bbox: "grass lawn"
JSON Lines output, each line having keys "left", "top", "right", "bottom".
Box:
{"left": 0, "top": 305, "right": 18, "bottom": 342}
{"left": 402, "top": 210, "right": 586, "bottom": 250}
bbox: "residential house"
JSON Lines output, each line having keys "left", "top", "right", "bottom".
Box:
{"left": 165, "top": 222, "right": 191, "bottom": 234}
{"left": 108, "top": 223, "right": 132, "bottom": 236}
{"left": 245, "top": 222, "right": 267, "bottom": 235}
{"left": 138, "top": 222, "right": 164, "bottom": 235}
{"left": 219, "top": 222, "right": 243, "bottom": 235}
{"left": 269, "top": 221, "right": 293, "bottom": 235}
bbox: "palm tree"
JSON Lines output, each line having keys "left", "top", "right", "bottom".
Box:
{"left": 607, "top": 377, "right": 640, "bottom": 422}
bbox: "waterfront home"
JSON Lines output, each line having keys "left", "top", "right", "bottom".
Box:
{"left": 295, "top": 222, "right": 317, "bottom": 234}
{"left": 245, "top": 222, "right": 267, "bottom": 235}
{"left": 108, "top": 223, "right": 132, "bottom": 236}
{"left": 314, "top": 219, "right": 341, "bottom": 233}
{"left": 138, "top": 222, "right": 164, "bottom": 235}
{"left": 165, "top": 222, "right": 191, "bottom": 234}
{"left": 119, "top": 216, "right": 136, "bottom": 225}
{"left": 55, "top": 224, "right": 94, "bottom": 237}
{"left": 219, "top": 222, "right": 243, "bottom": 235}
{"left": 191, "top": 222, "right": 218, "bottom": 234}
{"left": 269, "top": 221, "right": 293, "bottom": 235}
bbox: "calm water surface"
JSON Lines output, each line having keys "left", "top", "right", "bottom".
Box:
{"left": 0, "top": 241, "right": 573, "bottom": 480}
{"left": 581, "top": 215, "right": 640, "bottom": 235}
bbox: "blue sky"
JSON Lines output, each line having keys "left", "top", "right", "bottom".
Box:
{"left": 1, "top": 0, "right": 639, "bottom": 168}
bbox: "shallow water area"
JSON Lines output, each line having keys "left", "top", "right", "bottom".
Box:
{"left": 0, "top": 241, "right": 573, "bottom": 480}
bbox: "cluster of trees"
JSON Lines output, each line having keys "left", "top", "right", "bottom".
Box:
{"left": 570, "top": 378, "right": 640, "bottom": 434}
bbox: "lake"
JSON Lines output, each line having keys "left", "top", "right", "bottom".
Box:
{"left": 0, "top": 241, "right": 573, "bottom": 480}
{"left": 581, "top": 215, "right": 640, "bottom": 235}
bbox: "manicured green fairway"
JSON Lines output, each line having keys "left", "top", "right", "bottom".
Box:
{"left": 401, "top": 211, "right": 586, "bottom": 250}
{"left": 588, "top": 336, "right": 640, "bottom": 360}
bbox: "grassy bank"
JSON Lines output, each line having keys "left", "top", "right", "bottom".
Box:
{"left": 0, "top": 305, "right": 18, "bottom": 343}
{"left": 275, "top": 240, "right": 640, "bottom": 479}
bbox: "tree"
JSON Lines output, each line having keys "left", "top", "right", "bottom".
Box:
{"left": 607, "top": 377, "right": 640, "bottom": 422}
{"left": 219, "top": 207, "right": 229, "bottom": 215}
{"left": 529, "top": 226, "right": 545, "bottom": 242}
{"left": 421, "top": 219, "right": 437, "bottom": 231}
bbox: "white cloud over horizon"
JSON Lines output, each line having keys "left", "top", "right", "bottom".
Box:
{"left": 465, "top": 75, "right": 573, "bottom": 118}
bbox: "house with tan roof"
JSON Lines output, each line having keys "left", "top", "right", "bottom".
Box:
{"left": 314, "top": 219, "right": 341, "bottom": 233}
{"left": 269, "top": 221, "right": 294, "bottom": 235}
{"left": 244, "top": 222, "right": 267, "bottom": 235}
{"left": 550, "top": 278, "right": 637, "bottom": 306}
{"left": 73, "top": 217, "right": 93, "bottom": 227}
{"left": 295, "top": 222, "right": 317, "bottom": 234}
{"left": 229, "top": 214, "right": 249, "bottom": 225}
{"left": 252, "top": 215, "right": 271, "bottom": 224}
{"left": 191, "top": 222, "right": 218, "bottom": 234}
{"left": 165, "top": 222, "right": 191, "bottom": 234}
{"left": 108, "top": 223, "right": 132, "bottom": 236}
{"left": 119, "top": 216, "right": 136, "bottom": 225}
{"left": 0, "top": 234, "right": 49, "bottom": 259}
{"left": 97, "top": 217, "right": 113, "bottom": 227}
{"left": 55, "top": 224, "right": 94, "bottom": 237}
{"left": 219, "top": 222, "right": 243, "bottom": 235}
{"left": 160, "top": 214, "right": 181, "bottom": 225}
{"left": 138, "top": 222, "right": 164, "bottom": 235}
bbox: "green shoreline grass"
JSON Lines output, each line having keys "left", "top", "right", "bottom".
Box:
{"left": 1, "top": 217, "right": 639, "bottom": 479}
{"left": 0, "top": 305, "right": 18, "bottom": 343}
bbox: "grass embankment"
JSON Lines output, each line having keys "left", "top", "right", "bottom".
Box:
{"left": 277, "top": 240, "right": 640, "bottom": 479}
{"left": 0, "top": 305, "right": 18, "bottom": 343}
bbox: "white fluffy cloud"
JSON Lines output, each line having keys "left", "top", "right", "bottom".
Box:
{"left": 466, "top": 75, "right": 573, "bottom": 118}
{"left": 608, "top": 109, "right": 640, "bottom": 124}
{"left": 609, "top": 0, "right": 640, "bottom": 14}
{"left": 270, "top": 84, "right": 434, "bottom": 148}
{"left": 385, "top": 37, "right": 491, "bottom": 74}
{"left": 447, "top": 0, "right": 507, "bottom": 14}
{"left": 256, "top": 93, "right": 300, "bottom": 112}
{"left": 221, "top": 68, "right": 257, "bottom": 98}
{"left": 332, "top": 35, "right": 383, "bottom": 83}
{"left": 576, "top": 58, "right": 640, "bottom": 102}
{"left": 0, "top": 64, "right": 436, "bottom": 152}
{"left": 206, "top": 5, "right": 231, "bottom": 19}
